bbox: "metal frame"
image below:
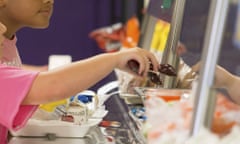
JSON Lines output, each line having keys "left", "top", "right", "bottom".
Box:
{"left": 161, "top": 0, "right": 187, "bottom": 88}
{"left": 190, "top": 0, "right": 229, "bottom": 136}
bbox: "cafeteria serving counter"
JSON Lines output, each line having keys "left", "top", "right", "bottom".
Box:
{"left": 8, "top": 93, "right": 146, "bottom": 144}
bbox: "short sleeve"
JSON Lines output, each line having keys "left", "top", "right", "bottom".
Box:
{"left": 0, "top": 64, "right": 39, "bottom": 130}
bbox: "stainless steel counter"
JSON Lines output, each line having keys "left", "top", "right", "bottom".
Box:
{"left": 103, "top": 94, "right": 146, "bottom": 144}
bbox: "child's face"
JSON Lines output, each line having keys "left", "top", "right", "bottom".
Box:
{"left": 2, "top": 0, "right": 54, "bottom": 29}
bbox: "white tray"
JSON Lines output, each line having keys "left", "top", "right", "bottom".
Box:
{"left": 11, "top": 118, "right": 102, "bottom": 138}
{"left": 8, "top": 137, "right": 91, "bottom": 144}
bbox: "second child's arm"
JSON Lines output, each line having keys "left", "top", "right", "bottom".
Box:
{"left": 215, "top": 66, "right": 240, "bottom": 104}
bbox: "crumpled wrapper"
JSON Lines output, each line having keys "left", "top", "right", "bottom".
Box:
{"left": 176, "top": 58, "right": 199, "bottom": 89}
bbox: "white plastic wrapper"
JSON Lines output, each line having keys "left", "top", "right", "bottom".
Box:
{"left": 114, "top": 69, "right": 150, "bottom": 94}
{"left": 176, "top": 58, "right": 198, "bottom": 89}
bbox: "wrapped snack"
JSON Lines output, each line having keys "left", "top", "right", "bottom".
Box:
{"left": 63, "top": 90, "right": 99, "bottom": 125}
{"left": 65, "top": 103, "right": 88, "bottom": 125}
{"left": 70, "top": 90, "right": 98, "bottom": 116}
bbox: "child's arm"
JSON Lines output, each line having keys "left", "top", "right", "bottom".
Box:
{"left": 215, "top": 66, "right": 240, "bottom": 104}
{"left": 187, "top": 62, "right": 240, "bottom": 104}
{"left": 22, "top": 48, "right": 159, "bottom": 105}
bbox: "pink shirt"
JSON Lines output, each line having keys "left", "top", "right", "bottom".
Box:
{"left": 0, "top": 37, "right": 39, "bottom": 143}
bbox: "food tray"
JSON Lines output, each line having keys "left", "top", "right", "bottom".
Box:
{"left": 8, "top": 137, "right": 92, "bottom": 144}
{"left": 11, "top": 118, "right": 102, "bottom": 138}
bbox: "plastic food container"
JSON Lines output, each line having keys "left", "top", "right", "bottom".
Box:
{"left": 11, "top": 106, "right": 108, "bottom": 138}
{"left": 134, "top": 87, "right": 191, "bottom": 103}
{"left": 11, "top": 118, "right": 102, "bottom": 138}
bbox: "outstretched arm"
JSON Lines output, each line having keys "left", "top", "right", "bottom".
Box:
{"left": 22, "top": 48, "right": 159, "bottom": 105}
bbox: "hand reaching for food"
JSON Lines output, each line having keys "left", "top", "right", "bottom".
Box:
{"left": 127, "top": 60, "right": 177, "bottom": 86}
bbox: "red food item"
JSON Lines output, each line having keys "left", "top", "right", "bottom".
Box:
{"left": 105, "top": 136, "right": 114, "bottom": 142}
{"left": 99, "top": 120, "right": 121, "bottom": 128}
{"left": 61, "top": 115, "right": 74, "bottom": 122}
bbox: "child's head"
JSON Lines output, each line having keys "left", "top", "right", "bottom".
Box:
{"left": 0, "top": 0, "right": 54, "bottom": 38}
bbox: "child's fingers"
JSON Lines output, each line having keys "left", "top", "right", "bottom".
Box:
{"left": 0, "top": 22, "right": 6, "bottom": 34}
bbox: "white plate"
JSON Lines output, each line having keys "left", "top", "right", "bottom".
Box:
{"left": 11, "top": 118, "right": 102, "bottom": 138}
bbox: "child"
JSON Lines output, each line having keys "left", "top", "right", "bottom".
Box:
{"left": 0, "top": 0, "right": 159, "bottom": 143}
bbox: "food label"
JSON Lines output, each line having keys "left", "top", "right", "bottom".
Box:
{"left": 66, "top": 106, "right": 88, "bottom": 125}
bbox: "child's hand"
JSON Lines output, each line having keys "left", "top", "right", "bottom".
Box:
{"left": 214, "top": 65, "right": 233, "bottom": 88}
{"left": 114, "top": 47, "right": 159, "bottom": 77}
